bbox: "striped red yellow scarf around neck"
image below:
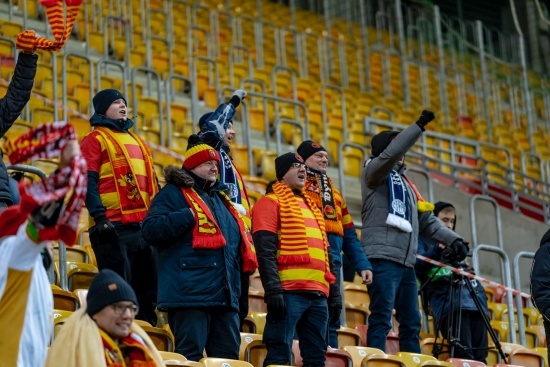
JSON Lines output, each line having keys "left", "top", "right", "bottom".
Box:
{"left": 304, "top": 171, "right": 343, "bottom": 236}
{"left": 271, "top": 181, "right": 335, "bottom": 284}
{"left": 95, "top": 127, "right": 158, "bottom": 223}
{"left": 99, "top": 329, "right": 157, "bottom": 367}
{"left": 181, "top": 187, "right": 258, "bottom": 272}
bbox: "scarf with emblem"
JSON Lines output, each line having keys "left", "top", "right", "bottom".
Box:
{"left": 304, "top": 167, "right": 342, "bottom": 236}
{"left": 100, "top": 329, "right": 157, "bottom": 367}
{"left": 181, "top": 186, "right": 258, "bottom": 272}
{"left": 271, "top": 181, "right": 336, "bottom": 284}
{"left": 95, "top": 127, "right": 158, "bottom": 224}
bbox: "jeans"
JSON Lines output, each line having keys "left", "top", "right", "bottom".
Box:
{"left": 327, "top": 265, "right": 342, "bottom": 348}
{"left": 90, "top": 222, "right": 158, "bottom": 326}
{"left": 367, "top": 260, "right": 421, "bottom": 352}
{"left": 168, "top": 307, "right": 240, "bottom": 361}
{"left": 263, "top": 292, "right": 328, "bottom": 367}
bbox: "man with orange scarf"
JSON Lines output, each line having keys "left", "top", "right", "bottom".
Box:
{"left": 141, "top": 134, "right": 257, "bottom": 361}
{"left": 81, "top": 89, "right": 159, "bottom": 326}
{"left": 252, "top": 152, "right": 341, "bottom": 367}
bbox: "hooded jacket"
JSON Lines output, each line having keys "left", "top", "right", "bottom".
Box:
{"left": 530, "top": 228, "right": 550, "bottom": 321}
{"left": 141, "top": 166, "right": 243, "bottom": 310}
{"left": 360, "top": 123, "right": 460, "bottom": 267}
{"left": 0, "top": 53, "right": 38, "bottom": 205}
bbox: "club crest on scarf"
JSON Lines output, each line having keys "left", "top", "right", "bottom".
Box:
{"left": 117, "top": 173, "right": 142, "bottom": 202}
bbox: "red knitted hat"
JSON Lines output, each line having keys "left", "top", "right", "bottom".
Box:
{"left": 183, "top": 134, "right": 220, "bottom": 170}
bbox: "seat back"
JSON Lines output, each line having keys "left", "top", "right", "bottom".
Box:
{"left": 397, "top": 352, "right": 437, "bottom": 367}
{"left": 51, "top": 288, "right": 80, "bottom": 312}
{"left": 199, "top": 358, "right": 253, "bottom": 367}
{"left": 140, "top": 325, "right": 175, "bottom": 352}
{"left": 446, "top": 358, "right": 487, "bottom": 367}
{"left": 342, "top": 346, "right": 385, "bottom": 367}
{"left": 337, "top": 327, "right": 362, "bottom": 347}
{"left": 361, "top": 354, "right": 407, "bottom": 367}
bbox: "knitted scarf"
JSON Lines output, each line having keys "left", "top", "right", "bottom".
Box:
{"left": 2, "top": 122, "right": 87, "bottom": 245}
{"left": 304, "top": 167, "right": 342, "bottom": 236}
{"left": 271, "top": 181, "right": 335, "bottom": 284}
{"left": 181, "top": 187, "right": 258, "bottom": 272}
{"left": 95, "top": 127, "right": 158, "bottom": 224}
{"left": 386, "top": 170, "right": 434, "bottom": 233}
{"left": 100, "top": 329, "right": 157, "bottom": 367}
{"left": 16, "top": 0, "right": 83, "bottom": 53}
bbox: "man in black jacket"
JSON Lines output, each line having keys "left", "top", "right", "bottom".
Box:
{"left": 530, "top": 228, "right": 550, "bottom": 362}
{"left": 0, "top": 51, "right": 38, "bottom": 211}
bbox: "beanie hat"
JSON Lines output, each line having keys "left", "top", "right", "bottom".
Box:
{"left": 86, "top": 269, "right": 138, "bottom": 317}
{"left": 198, "top": 112, "right": 214, "bottom": 131}
{"left": 275, "top": 152, "right": 304, "bottom": 181}
{"left": 297, "top": 140, "right": 327, "bottom": 162}
{"left": 92, "top": 89, "right": 127, "bottom": 116}
{"left": 183, "top": 134, "right": 220, "bottom": 170}
{"left": 433, "top": 201, "right": 456, "bottom": 230}
{"left": 370, "top": 130, "right": 399, "bottom": 157}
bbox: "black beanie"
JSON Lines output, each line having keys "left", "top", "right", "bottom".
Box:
{"left": 198, "top": 112, "right": 214, "bottom": 131}
{"left": 275, "top": 152, "right": 304, "bottom": 181}
{"left": 297, "top": 140, "right": 327, "bottom": 162}
{"left": 86, "top": 269, "right": 138, "bottom": 317}
{"left": 92, "top": 89, "right": 127, "bottom": 116}
{"left": 370, "top": 130, "right": 399, "bottom": 157}
{"left": 433, "top": 201, "right": 456, "bottom": 230}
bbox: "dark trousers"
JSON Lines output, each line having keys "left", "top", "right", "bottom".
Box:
{"left": 168, "top": 307, "right": 240, "bottom": 362}
{"left": 90, "top": 222, "right": 158, "bottom": 326}
{"left": 239, "top": 274, "right": 250, "bottom": 330}
{"left": 263, "top": 293, "right": 328, "bottom": 367}
{"left": 544, "top": 318, "right": 550, "bottom": 364}
{"left": 440, "top": 310, "right": 488, "bottom": 363}
{"left": 367, "top": 260, "right": 421, "bottom": 353}
{"left": 328, "top": 265, "right": 343, "bottom": 348}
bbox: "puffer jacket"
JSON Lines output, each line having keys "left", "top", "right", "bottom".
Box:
{"left": 141, "top": 166, "right": 242, "bottom": 311}
{"left": 360, "top": 123, "right": 460, "bottom": 267}
{"left": 530, "top": 229, "right": 550, "bottom": 321}
{"left": 0, "top": 53, "right": 38, "bottom": 205}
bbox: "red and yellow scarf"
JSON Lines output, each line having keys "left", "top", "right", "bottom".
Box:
{"left": 271, "top": 181, "right": 336, "bottom": 284}
{"left": 181, "top": 187, "right": 258, "bottom": 272}
{"left": 100, "top": 329, "right": 157, "bottom": 367}
{"left": 95, "top": 127, "right": 158, "bottom": 224}
{"left": 304, "top": 170, "right": 343, "bottom": 236}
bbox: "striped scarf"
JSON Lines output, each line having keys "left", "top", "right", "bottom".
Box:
{"left": 271, "top": 181, "right": 335, "bottom": 284}
{"left": 304, "top": 169, "right": 342, "bottom": 236}
{"left": 3, "top": 122, "right": 87, "bottom": 245}
{"left": 16, "top": 0, "right": 82, "bottom": 53}
{"left": 99, "top": 329, "right": 157, "bottom": 367}
{"left": 95, "top": 127, "right": 158, "bottom": 224}
{"left": 182, "top": 187, "right": 258, "bottom": 272}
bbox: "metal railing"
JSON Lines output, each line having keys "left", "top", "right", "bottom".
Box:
{"left": 512, "top": 251, "right": 535, "bottom": 346}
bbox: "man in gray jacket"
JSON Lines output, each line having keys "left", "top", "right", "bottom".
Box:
{"left": 360, "top": 110, "right": 469, "bottom": 352}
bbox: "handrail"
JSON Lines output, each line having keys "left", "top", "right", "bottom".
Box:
{"left": 62, "top": 53, "right": 93, "bottom": 121}
{"left": 321, "top": 84, "right": 348, "bottom": 154}
{"left": 164, "top": 73, "right": 193, "bottom": 149}
{"left": 239, "top": 78, "right": 270, "bottom": 149}
{"left": 187, "top": 26, "right": 210, "bottom": 66}
{"left": 274, "top": 118, "right": 304, "bottom": 156}
{"left": 368, "top": 107, "right": 395, "bottom": 122}
{"left": 470, "top": 195, "right": 504, "bottom": 249}
{"left": 434, "top": 6, "right": 450, "bottom": 128}
{"left": 228, "top": 45, "right": 253, "bottom": 86}
{"left": 147, "top": 36, "right": 173, "bottom": 75}
{"left": 130, "top": 66, "right": 164, "bottom": 142}
{"left": 96, "top": 59, "right": 128, "bottom": 114}
{"left": 521, "top": 152, "right": 544, "bottom": 188}
{"left": 271, "top": 65, "right": 300, "bottom": 134}
{"left": 337, "top": 142, "right": 367, "bottom": 197}
{"left": 190, "top": 56, "right": 219, "bottom": 128}
{"left": 472, "top": 244, "right": 517, "bottom": 344}
{"left": 513, "top": 251, "right": 534, "bottom": 347}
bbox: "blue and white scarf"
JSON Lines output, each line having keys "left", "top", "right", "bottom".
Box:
{"left": 386, "top": 170, "right": 412, "bottom": 232}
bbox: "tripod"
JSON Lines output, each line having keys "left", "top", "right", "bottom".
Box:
{"left": 423, "top": 266, "right": 508, "bottom": 363}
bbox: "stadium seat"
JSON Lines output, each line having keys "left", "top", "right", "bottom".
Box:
{"left": 243, "top": 312, "right": 267, "bottom": 335}
{"left": 140, "top": 325, "right": 175, "bottom": 352}
{"left": 361, "top": 354, "right": 407, "bottom": 367}
{"left": 51, "top": 287, "right": 80, "bottom": 312}
{"left": 239, "top": 333, "right": 267, "bottom": 366}
{"left": 200, "top": 358, "right": 253, "bottom": 367}
{"left": 345, "top": 303, "right": 370, "bottom": 329}
{"left": 53, "top": 245, "right": 89, "bottom": 263}
{"left": 420, "top": 338, "right": 450, "bottom": 361}
{"left": 72, "top": 288, "right": 88, "bottom": 308}
{"left": 337, "top": 327, "right": 363, "bottom": 347}
{"left": 52, "top": 309, "right": 73, "bottom": 341}
{"left": 66, "top": 262, "right": 98, "bottom": 291}
{"left": 397, "top": 352, "right": 437, "bottom": 367}
{"left": 446, "top": 358, "right": 486, "bottom": 367}
{"left": 344, "top": 285, "right": 370, "bottom": 308}
{"left": 248, "top": 288, "right": 266, "bottom": 313}
{"left": 418, "top": 361, "right": 454, "bottom": 367}
{"left": 341, "top": 346, "right": 385, "bottom": 367}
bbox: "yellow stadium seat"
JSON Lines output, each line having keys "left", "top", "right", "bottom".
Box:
{"left": 51, "top": 287, "right": 80, "bottom": 312}
{"left": 53, "top": 245, "right": 89, "bottom": 263}
{"left": 243, "top": 312, "right": 267, "bottom": 335}
{"left": 140, "top": 325, "right": 175, "bottom": 352}
{"left": 344, "top": 285, "right": 370, "bottom": 308}
{"left": 66, "top": 262, "right": 98, "bottom": 291}
{"left": 362, "top": 354, "right": 407, "bottom": 367}
{"left": 337, "top": 327, "right": 362, "bottom": 347}
{"left": 342, "top": 346, "right": 385, "bottom": 367}
{"left": 1, "top": 20, "right": 23, "bottom": 38}
{"left": 239, "top": 333, "right": 266, "bottom": 366}
{"left": 52, "top": 309, "right": 73, "bottom": 340}
{"left": 420, "top": 338, "right": 450, "bottom": 361}
{"left": 345, "top": 303, "right": 370, "bottom": 329}
{"left": 72, "top": 288, "right": 88, "bottom": 308}
{"left": 397, "top": 352, "right": 437, "bottom": 367}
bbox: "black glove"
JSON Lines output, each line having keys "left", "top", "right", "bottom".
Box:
{"left": 29, "top": 197, "right": 65, "bottom": 229}
{"left": 94, "top": 213, "right": 118, "bottom": 243}
{"left": 443, "top": 239, "right": 469, "bottom": 263}
{"left": 328, "top": 283, "right": 343, "bottom": 325}
{"left": 265, "top": 293, "right": 286, "bottom": 322}
{"left": 415, "top": 110, "right": 435, "bottom": 131}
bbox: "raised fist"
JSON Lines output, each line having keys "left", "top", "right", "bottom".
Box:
{"left": 416, "top": 110, "right": 435, "bottom": 130}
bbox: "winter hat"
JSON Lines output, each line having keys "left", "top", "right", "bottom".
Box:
{"left": 433, "top": 201, "right": 455, "bottom": 217}
{"left": 183, "top": 134, "right": 220, "bottom": 170}
{"left": 540, "top": 228, "right": 550, "bottom": 247}
{"left": 198, "top": 112, "right": 215, "bottom": 131}
{"left": 370, "top": 130, "right": 399, "bottom": 157}
{"left": 92, "top": 89, "right": 127, "bottom": 116}
{"left": 86, "top": 269, "right": 138, "bottom": 317}
{"left": 275, "top": 152, "right": 304, "bottom": 181}
{"left": 297, "top": 140, "right": 327, "bottom": 162}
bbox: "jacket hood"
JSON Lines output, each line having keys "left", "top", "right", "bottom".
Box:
{"left": 90, "top": 113, "right": 134, "bottom": 132}
{"left": 540, "top": 228, "right": 550, "bottom": 247}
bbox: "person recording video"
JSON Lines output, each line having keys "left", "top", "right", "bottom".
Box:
{"left": 416, "top": 202, "right": 489, "bottom": 363}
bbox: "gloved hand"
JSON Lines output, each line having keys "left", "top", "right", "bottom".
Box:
{"left": 443, "top": 239, "right": 469, "bottom": 263}
{"left": 229, "top": 89, "right": 247, "bottom": 108}
{"left": 265, "top": 293, "right": 286, "bottom": 322}
{"left": 29, "top": 197, "right": 65, "bottom": 229}
{"left": 415, "top": 110, "right": 435, "bottom": 131}
{"left": 94, "top": 213, "right": 118, "bottom": 243}
{"left": 328, "top": 283, "right": 343, "bottom": 325}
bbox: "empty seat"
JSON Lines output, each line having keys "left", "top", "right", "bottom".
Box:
{"left": 199, "top": 358, "right": 253, "bottom": 367}
{"left": 239, "top": 333, "right": 267, "bottom": 366}
{"left": 446, "top": 358, "right": 487, "bottom": 367}
{"left": 341, "top": 346, "right": 385, "bottom": 367}
{"left": 361, "top": 354, "right": 407, "bottom": 367}
{"left": 397, "top": 352, "right": 437, "bottom": 367}
{"left": 337, "top": 327, "right": 362, "bottom": 347}
{"left": 66, "top": 262, "right": 98, "bottom": 291}
{"left": 51, "top": 287, "right": 80, "bottom": 312}
{"left": 140, "top": 325, "right": 175, "bottom": 352}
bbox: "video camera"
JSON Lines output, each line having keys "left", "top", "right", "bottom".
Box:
{"left": 441, "top": 239, "right": 471, "bottom": 268}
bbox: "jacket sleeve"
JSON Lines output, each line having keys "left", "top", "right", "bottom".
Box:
{"left": 0, "top": 53, "right": 38, "bottom": 136}
{"left": 418, "top": 211, "right": 461, "bottom": 247}
{"left": 80, "top": 134, "right": 104, "bottom": 219}
{"left": 342, "top": 226, "right": 372, "bottom": 272}
{"left": 198, "top": 101, "right": 236, "bottom": 149}
{"left": 363, "top": 123, "right": 423, "bottom": 189}
{"left": 531, "top": 244, "right": 550, "bottom": 319}
{"left": 416, "top": 237, "right": 444, "bottom": 273}
{"left": 141, "top": 184, "right": 196, "bottom": 246}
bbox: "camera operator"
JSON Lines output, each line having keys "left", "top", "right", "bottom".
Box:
{"left": 416, "top": 202, "right": 488, "bottom": 363}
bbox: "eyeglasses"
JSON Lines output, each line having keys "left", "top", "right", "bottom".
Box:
{"left": 110, "top": 303, "right": 139, "bottom": 316}
{"left": 291, "top": 163, "right": 306, "bottom": 169}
